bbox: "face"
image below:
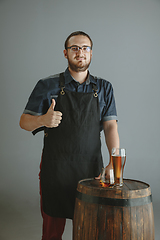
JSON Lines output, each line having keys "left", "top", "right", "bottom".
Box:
{"left": 63, "top": 35, "right": 92, "bottom": 72}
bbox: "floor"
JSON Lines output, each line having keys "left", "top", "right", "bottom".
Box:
{"left": 0, "top": 201, "right": 159, "bottom": 240}
{"left": 0, "top": 202, "right": 72, "bottom": 240}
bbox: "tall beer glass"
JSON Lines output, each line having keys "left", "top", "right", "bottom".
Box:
{"left": 111, "top": 148, "right": 126, "bottom": 187}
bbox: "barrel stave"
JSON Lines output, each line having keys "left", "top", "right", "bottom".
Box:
{"left": 73, "top": 179, "right": 155, "bottom": 240}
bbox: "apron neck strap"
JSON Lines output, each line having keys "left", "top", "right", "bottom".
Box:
{"left": 59, "top": 72, "right": 98, "bottom": 97}
{"left": 59, "top": 72, "right": 65, "bottom": 88}
{"left": 59, "top": 73, "right": 65, "bottom": 95}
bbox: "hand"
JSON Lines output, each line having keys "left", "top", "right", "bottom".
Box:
{"left": 95, "top": 162, "right": 113, "bottom": 180}
{"left": 95, "top": 173, "right": 101, "bottom": 180}
{"left": 43, "top": 99, "right": 62, "bottom": 128}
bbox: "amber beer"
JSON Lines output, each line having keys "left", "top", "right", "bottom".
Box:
{"left": 112, "top": 155, "right": 126, "bottom": 186}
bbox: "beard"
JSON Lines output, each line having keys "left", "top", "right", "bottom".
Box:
{"left": 67, "top": 56, "right": 92, "bottom": 72}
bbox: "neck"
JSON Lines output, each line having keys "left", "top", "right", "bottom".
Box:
{"left": 68, "top": 67, "right": 88, "bottom": 84}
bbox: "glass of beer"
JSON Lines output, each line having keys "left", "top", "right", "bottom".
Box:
{"left": 111, "top": 148, "right": 126, "bottom": 187}
{"left": 100, "top": 166, "right": 115, "bottom": 187}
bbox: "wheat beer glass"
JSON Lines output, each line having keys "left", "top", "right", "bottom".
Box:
{"left": 111, "top": 148, "right": 126, "bottom": 187}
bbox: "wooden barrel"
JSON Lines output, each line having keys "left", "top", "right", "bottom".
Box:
{"left": 73, "top": 178, "right": 154, "bottom": 240}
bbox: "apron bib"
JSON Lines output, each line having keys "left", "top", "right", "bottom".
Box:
{"left": 41, "top": 73, "right": 103, "bottom": 219}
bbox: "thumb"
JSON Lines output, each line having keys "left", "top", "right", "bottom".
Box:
{"left": 95, "top": 174, "right": 101, "bottom": 180}
{"left": 49, "top": 98, "right": 56, "bottom": 110}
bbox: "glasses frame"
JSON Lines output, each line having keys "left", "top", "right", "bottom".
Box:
{"left": 66, "top": 45, "right": 92, "bottom": 53}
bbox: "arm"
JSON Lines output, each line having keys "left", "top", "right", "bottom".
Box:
{"left": 19, "top": 99, "right": 62, "bottom": 132}
{"left": 95, "top": 119, "right": 119, "bottom": 179}
{"left": 103, "top": 119, "right": 120, "bottom": 157}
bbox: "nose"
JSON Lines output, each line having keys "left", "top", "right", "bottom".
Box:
{"left": 76, "top": 48, "right": 85, "bottom": 57}
{"left": 77, "top": 48, "right": 83, "bottom": 53}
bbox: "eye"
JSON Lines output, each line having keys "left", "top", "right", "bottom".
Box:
{"left": 83, "top": 46, "right": 91, "bottom": 52}
{"left": 71, "top": 47, "right": 79, "bottom": 51}
{"left": 83, "top": 47, "right": 88, "bottom": 51}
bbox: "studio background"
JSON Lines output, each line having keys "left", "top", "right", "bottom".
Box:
{"left": 0, "top": 0, "right": 160, "bottom": 239}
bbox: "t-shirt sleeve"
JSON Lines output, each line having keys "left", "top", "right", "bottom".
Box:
{"left": 101, "top": 81, "right": 118, "bottom": 122}
{"left": 23, "top": 80, "right": 48, "bottom": 116}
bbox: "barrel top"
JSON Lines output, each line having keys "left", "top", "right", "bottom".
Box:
{"left": 77, "top": 178, "right": 151, "bottom": 198}
{"left": 79, "top": 178, "right": 150, "bottom": 190}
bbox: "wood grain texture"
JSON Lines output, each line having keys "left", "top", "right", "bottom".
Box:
{"left": 73, "top": 178, "right": 155, "bottom": 240}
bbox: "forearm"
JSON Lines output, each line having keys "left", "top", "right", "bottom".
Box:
{"left": 95, "top": 120, "right": 119, "bottom": 178}
{"left": 103, "top": 120, "right": 120, "bottom": 156}
{"left": 19, "top": 113, "right": 44, "bottom": 132}
{"left": 19, "top": 100, "right": 62, "bottom": 132}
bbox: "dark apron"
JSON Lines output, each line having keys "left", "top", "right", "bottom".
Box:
{"left": 40, "top": 73, "right": 103, "bottom": 219}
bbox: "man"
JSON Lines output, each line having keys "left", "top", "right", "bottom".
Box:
{"left": 20, "top": 31, "right": 119, "bottom": 240}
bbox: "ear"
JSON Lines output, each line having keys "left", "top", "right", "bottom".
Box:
{"left": 90, "top": 50, "right": 93, "bottom": 59}
{"left": 63, "top": 49, "right": 68, "bottom": 59}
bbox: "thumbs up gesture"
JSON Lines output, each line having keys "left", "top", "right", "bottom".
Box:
{"left": 43, "top": 99, "right": 62, "bottom": 128}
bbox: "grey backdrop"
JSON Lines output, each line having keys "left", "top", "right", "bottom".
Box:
{"left": 0, "top": 0, "right": 160, "bottom": 239}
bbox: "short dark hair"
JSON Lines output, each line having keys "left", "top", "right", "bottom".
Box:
{"left": 64, "top": 31, "right": 93, "bottom": 49}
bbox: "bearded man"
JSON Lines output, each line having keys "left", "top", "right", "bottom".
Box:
{"left": 19, "top": 31, "right": 119, "bottom": 240}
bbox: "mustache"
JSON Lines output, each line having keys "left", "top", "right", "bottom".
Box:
{"left": 75, "top": 56, "right": 86, "bottom": 59}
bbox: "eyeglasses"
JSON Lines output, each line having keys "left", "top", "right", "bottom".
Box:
{"left": 66, "top": 45, "right": 92, "bottom": 53}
